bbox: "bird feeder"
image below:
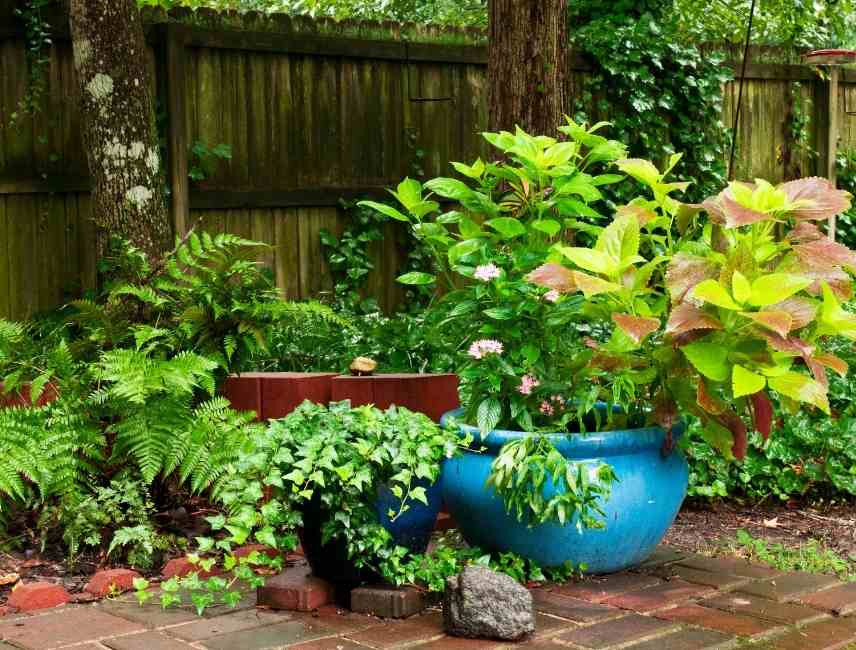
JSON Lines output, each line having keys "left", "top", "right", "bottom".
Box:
{"left": 803, "top": 49, "right": 856, "bottom": 239}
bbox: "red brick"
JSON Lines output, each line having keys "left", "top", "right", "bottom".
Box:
{"left": 626, "top": 627, "right": 733, "bottom": 650}
{"left": 161, "top": 557, "right": 222, "bottom": 580}
{"left": 737, "top": 573, "right": 840, "bottom": 602}
{"left": 798, "top": 582, "right": 856, "bottom": 615}
{"left": 677, "top": 555, "right": 781, "bottom": 579}
{"left": 654, "top": 603, "right": 782, "bottom": 637}
{"left": 604, "top": 579, "right": 713, "bottom": 612}
{"left": 222, "top": 375, "right": 262, "bottom": 418}
{"left": 287, "top": 641, "right": 370, "bottom": 650}
{"left": 409, "top": 637, "right": 500, "bottom": 649}
{"left": 85, "top": 568, "right": 142, "bottom": 597}
{"left": 653, "top": 564, "right": 749, "bottom": 590}
{"left": 256, "top": 570, "right": 333, "bottom": 612}
{"left": 557, "top": 613, "right": 678, "bottom": 648}
{"left": 759, "top": 615, "right": 856, "bottom": 650}
{"left": 434, "top": 512, "right": 456, "bottom": 532}
{"left": 550, "top": 573, "right": 663, "bottom": 603}
{"left": 346, "top": 611, "right": 444, "bottom": 649}
{"left": 260, "top": 372, "right": 337, "bottom": 420}
{"left": 331, "top": 374, "right": 459, "bottom": 423}
{"left": 531, "top": 590, "right": 621, "bottom": 623}
{"left": 7, "top": 581, "right": 70, "bottom": 611}
{"left": 704, "top": 593, "right": 829, "bottom": 625}
{"left": 351, "top": 584, "right": 427, "bottom": 618}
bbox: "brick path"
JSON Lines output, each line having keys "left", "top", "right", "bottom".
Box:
{"left": 3, "top": 545, "right": 856, "bottom": 650}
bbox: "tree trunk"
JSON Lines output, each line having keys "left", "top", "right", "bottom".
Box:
{"left": 488, "top": 0, "right": 567, "bottom": 134}
{"left": 69, "top": 0, "right": 173, "bottom": 262}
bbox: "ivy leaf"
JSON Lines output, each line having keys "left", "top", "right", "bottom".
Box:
{"left": 681, "top": 340, "right": 730, "bottom": 381}
{"left": 396, "top": 272, "right": 436, "bottom": 286}
{"left": 476, "top": 398, "right": 502, "bottom": 437}
{"left": 205, "top": 514, "right": 226, "bottom": 531}
{"left": 732, "top": 364, "right": 766, "bottom": 398}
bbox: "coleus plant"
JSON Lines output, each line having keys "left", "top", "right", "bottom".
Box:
{"left": 363, "top": 123, "right": 856, "bottom": 463}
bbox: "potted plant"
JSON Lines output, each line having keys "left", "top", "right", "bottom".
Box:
{"left": 360, "top": 121, "right": 856, "bottom": 572}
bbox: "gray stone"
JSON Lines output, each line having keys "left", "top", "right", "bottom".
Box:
{"left": 442, "top": 566, "right": 535, "bottom": 641}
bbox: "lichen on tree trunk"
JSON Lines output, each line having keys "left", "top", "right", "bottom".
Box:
{"left": 488, "top": 0, "right": 568, "bottom": 135}
{"left": 69, "top": 0, "right": 173, "bottom": 262}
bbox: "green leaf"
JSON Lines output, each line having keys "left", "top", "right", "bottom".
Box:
{"left": 732, "top": 364, "right": 765, "bottom": 398}
{"left": 768, "top": 372, "right": 829, "bottom": 413}
{"left": 681, "top": 341, "right": 730, "bottom": 381}
{"left": 531, "top": 219, "right": 561, "bottom": 237}
{"left": 731, "top": 271, "right": 751, "bottom": 304}
{"left": 692, "top": 279, "right": 740, "bottom": 310}
{"left": 486, "top": 217, "right": 526, "bottom": 239}
{"left": 396, "top": 272, "right": 436, "bottom": 286}
{"left": 596, "top": 213, "right": 640, "bottom": 265}
{"left": 205, "top": 514, "right": 226, "bottom": 531}
{"left": 476, "top": 398, "right": 502, "bottom": 437}
{"left": 448, "top": 238, "right": 484, "bottom": 264}
{"left": 395, "top": 178, "right": 423, "bottom": 210}
{"left": 616, "top": 158, "right": 661, "bottom": 186}
{"left": 559, "top": 247, "right": 616, "bottom": 276}
{"left": 748, "top": 274, "right": 811, "bottom": 307}
{"left": 357, "top": 200, "right": 409, "bottom": 223}
{"left": 425, "top": 177, "right": 473, "bottom": 200}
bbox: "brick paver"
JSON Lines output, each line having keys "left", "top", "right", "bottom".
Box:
{"left": 4, "top": 545, "right": 856, "bottom": 650}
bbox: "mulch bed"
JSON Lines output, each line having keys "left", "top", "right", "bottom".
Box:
{"left": 665, "top": 499, "right": 856, "bottom": 561}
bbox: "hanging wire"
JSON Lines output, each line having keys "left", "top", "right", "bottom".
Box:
{"left": 728, "top": 0, "right": 759, "bottom": 180}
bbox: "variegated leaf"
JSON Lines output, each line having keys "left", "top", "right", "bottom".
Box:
{"left": 768, "top": 296, "right": 818, "bottom": 330}
{"left": 526, "top": 263, "right": 576, "bottom": 293}
{"left": 665, "top": 302, "right": 724, "bottom": 336}
{"left": 665, "top": 253, "right": 719, "bottom": 304}
{"left": 612, "top": 313, "right": 660, "bottom": 344}
{"left": 780, "top": 177, "right": 852, "bottom": 221}
{"left": 740, "top": 310, "right": 793, "bottom": 337}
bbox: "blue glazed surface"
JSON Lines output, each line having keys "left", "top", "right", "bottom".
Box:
{"left": 376, "top": 478, "right": 443, "bottom": 553}
{"left": 440, "top": 408, "right": 688, "bottom": 573}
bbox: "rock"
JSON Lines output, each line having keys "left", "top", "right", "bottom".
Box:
{"left": 349, "top": 356, "right": 377, "bottom": 376}
{"left": 443, "top": 566, "right": 535, "bottom": 640}
{"left": 7, "top": 582, "right": 71, "bottom": 612}
{"left": 84, "top": 568, "right": 141, "bottom": 597}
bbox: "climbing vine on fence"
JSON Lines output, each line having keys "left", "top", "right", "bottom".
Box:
{"left": 10, "top": 0, "right": 52, "bottom": 128}
{"left": 570, "top": 7, "right": 731, "bottom": 204}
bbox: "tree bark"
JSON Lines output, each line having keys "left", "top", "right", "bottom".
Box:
{"left": 488, "top": 0, "right": 567, "bottom": 134}
{"left": 69, "top": 0, "right": 173, "bottom": 262}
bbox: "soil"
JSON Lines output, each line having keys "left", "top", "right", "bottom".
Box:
{"left": 665, "top": 498, "right": 856, "bottom": 561}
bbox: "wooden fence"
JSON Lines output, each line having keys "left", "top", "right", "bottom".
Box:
{"left": 1, "top": 4, "right": 855, "bottom": 320}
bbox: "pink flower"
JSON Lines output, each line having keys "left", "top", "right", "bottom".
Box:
{"left": 468, "top": 339, "right": 504, "bottom": 359}
{"left": 474, "top": 263, "right": 501, "bottom": 282}
{"left": 518, "top": 374, "right": 540, "bottom": 395}
{"left": 544, "top": 290, "right": 560, "bottom": 303}
{"left": 539, "top": 401, "right": 555, "bottom": 416}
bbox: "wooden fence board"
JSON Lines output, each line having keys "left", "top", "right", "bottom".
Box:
{"left": 1, "top": 18, "right": 851, "bottom": 320}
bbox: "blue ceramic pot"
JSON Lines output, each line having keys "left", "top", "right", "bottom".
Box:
{"left": 440, "top": 408, "right": 688, "bottom": 573}
{"left": 376, "top": 478, "right": 444, "bottom": 551}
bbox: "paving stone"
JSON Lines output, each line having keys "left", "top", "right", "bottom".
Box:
{"left": 530, "top": 590, "right": 621, "bottom": 623}
{"left": 798, "top": 582, "right": 856, "bottom": 615}
{"left": 257, "top": 570, "right": 333, "bottom": 612}
{"left": 653, "top": 603, "right": 783, "bottom": 637}
{"left": 104, "top": 631, "right": 197, "bottom": 650}
{"left": 351, "top": 584, "right": 427, "bottom": 618}
{"left": 754, "top": 615, "right": 856, "bottom": 650}
{"left": 653, "top": 564, "right": 750, "bottom": 590}
{"left": 737, "top": 573, "right": 841, "bottom": 602}
{"left": 677, "top": 555, "right": 780, "bottom": 579}
{"left": 635, "top": 545, "right": 688, "bottom": 569}
{"left": 549, "top": 573, "right": 663, "bottom": 603}
{"left": 624, "top": 627, "right": 735, "bottom": 650}
{"left": 287, "top": 640, "right": 373, "bottom": 649}
{"left": 101, "top": 598, "right": 215, "bottom": 628}
{"left": 7, "top": 581, "right": 70, "bottom": 612}
{"left": 345, "top": 611, "right": 444, "bottom": 649}
{"left": 556, "top": 613, "right": 678, "bottom": 648}
{"left": 704, "top": 592, "right": 830, "bottom": 625}
{"left": 604, "top": 579, "right": 714, "bottom": 612}
{"left": 0, "top": 606, "right": 144, "bottom": 648}
{"left": 167, "top": 609, "right": 288, "bottom": 641}
{"left": 532, "top": 612, "right": 577, "bottom": 637}
{"left": 85, "top": 568, "right": 142, "bottom": 598}
{"left": 203, "top": 619, "right": 338, "bottom": 650}
{"left": 409, "top": 636, "right": 501, "bottom": 648}
{"left": 290, "top": 606, "right": 380, "bottom": 635}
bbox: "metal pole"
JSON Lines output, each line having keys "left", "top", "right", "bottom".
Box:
{"left": 827, "top": 66, "right": 839, "bottom": 240}
{"left": 728, "top": 0, "right": 758, "bottom": 181}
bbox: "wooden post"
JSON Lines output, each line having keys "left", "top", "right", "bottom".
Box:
{"left": 165, "top": 24, "right": 189, "bottom": 236}
{"left": 827, "top": 66, "right": 839, "bottom": 241}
